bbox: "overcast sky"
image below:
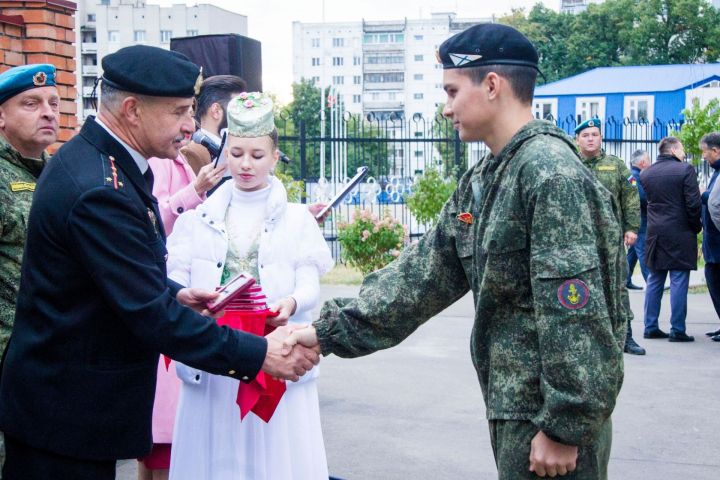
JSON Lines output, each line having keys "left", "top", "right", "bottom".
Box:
{"left": 153, "top": 1, "right": 556, "bottom": 102}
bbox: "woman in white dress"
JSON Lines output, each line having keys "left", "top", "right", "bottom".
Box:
{"left": 166, "top": 92, "right": 333, "bottom": 480}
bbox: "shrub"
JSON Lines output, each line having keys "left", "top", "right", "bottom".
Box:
{"left": 673, "top": 98, "right": 720, "bottom": 166}
{"left": 406, "top": 168, "right": 458, "bottom": 226}
{"left": 337, "top": 208, "right": 407, "bottom": 276}
{"left": 274, "top": 171, "right": 305, "bottom": 202}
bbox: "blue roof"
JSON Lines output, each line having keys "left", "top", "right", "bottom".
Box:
{"left": 534, "top": 64, "right": 720, "bottom": 96}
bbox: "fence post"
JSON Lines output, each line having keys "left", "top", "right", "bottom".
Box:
{"left": 454, "top": 130, "right": 462, "bottom": 179}
{"left": 299, "top": 121, "right": 307, "bottom": 204}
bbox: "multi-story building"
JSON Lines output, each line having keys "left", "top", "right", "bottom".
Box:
{"left": 292, "top": 12, "right": 492, "bottom": 121}
{"left": 75, "top": 0, "right": 248, "bottom": 120}
{"left": 559, "top": 0, "right": 605, "bottom": 14}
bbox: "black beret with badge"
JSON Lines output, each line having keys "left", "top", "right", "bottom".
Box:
{"left": 101, "top": 44, "right": 202, "bottom": 98}
{"left": 437, "top": 23, "right": 540, "bottom": 71}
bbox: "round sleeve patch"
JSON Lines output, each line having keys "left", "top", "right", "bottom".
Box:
{"left": 557, "top": 279, "right": 590, "bottom": 310}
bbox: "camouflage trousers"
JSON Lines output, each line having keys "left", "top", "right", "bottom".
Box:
{"left": 489, "top": 418, "right": 612, "bottom": 480}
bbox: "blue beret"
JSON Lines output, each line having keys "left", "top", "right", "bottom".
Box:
{"left": 101, "top": 45, "right": 201, "bottom": 98}
{"left": 437, "top": 24, "right": 539, "bottom": 71}
{"left": 574, "top": 118, "right": 602, "bottom": 135}
{"left": 0, "top": 64, "right": 56, "bottom": 105}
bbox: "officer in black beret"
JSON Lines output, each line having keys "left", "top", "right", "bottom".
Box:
{"left": 285, "top": 23, "right": 625, "bottom": 480}
{"left": 0, "top": 45, "right": 319, "bottom": 479}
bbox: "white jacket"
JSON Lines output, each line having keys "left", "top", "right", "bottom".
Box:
{"left": 166, "top": 176, "right": 333, "bottom": 384}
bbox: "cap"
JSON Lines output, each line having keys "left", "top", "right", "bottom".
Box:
{"left": 101, "top": 45, "right": 202, "bottom": 98}
{"left": 574, "top": 118, "right": 602, "bottom": 135}
{"left": 0, "top": 64, "right": 56, "bottom": 105}
{"left": 437, "top": 23, "right": 539, "bottom": 71}
{"left": 226, "top": 92, "right": 275, "bottom": 138}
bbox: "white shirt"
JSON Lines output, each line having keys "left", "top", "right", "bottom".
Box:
{"left": 94, "top": 116, "right": 149, "bottom": 174}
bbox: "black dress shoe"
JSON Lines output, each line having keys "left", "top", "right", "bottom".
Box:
{"left": 644, "top": 329, "right": 669, "bottom": 339}
{"left": 668, "top": 332, "right": 695, "bottom": 342}
{"left": 626, "top": 283, "right": 643, "bottom": 290}
{"left": 624, "top": 337, "right": 646, "bottom": 355}
{"left": 706, "top": 328, "right": 720, "bottom": 337}
{"left": 712, "top": 334, "right": 720, "bottom": 342}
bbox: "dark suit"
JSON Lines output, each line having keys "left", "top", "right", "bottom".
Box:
{"left": 0, "top": 117, "right": 267, "bottom": 468}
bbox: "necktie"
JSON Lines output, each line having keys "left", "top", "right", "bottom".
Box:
{"left": 143, "top": 167, "right": 154, "bottom": 194}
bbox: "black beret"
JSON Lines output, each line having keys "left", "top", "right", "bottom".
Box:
{"left": 101, "top": 45, "right": 201, "bottom": 98}
{"left": 437, "top": 23, "right": 539, "bottom": 71}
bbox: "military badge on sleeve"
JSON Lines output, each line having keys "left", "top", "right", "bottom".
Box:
{"left": 557, "top": 279, "right": 590, "bottom": 310}
{"left": 627, "top": 175, "right": 637, "bottom": 187}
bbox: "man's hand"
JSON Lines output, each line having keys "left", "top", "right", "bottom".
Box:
{"left": 529, "top": 431, "right": 578, "bottom": 477}
{"left": 307, "top": 202, "right": 330, "bottom": 225}
{"left": 624, "top": 231, "right": 637, "bottom": 246}
{"left": 193, "top": 163, "right": 227, "bottom": 195}
{"left": 262, "top": 325, "right": 320, "bottom": 382}
{"left": 281, "top": 325, "right": 319, "bottom": 355}
{"left": 266, "top": 297, "right": 296, "bottom": 328}
{"left": 176, "top": 287, "right": 222, "bottom": 318}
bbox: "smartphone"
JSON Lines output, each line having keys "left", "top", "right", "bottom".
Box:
{"left": 314, "top": 166, "right": 369, "bottom": 219}
{"left": 206, "top": 272, "right": 256, "bottom": 313}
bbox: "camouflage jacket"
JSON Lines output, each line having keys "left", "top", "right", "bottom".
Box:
{"left": 315, "top": 120, "right": 627, "bottom": 446}
{"left": 581, "top": 151, "right": 640, "bottom": 234}
{"left": 0, "top": 135, "right": 46, "bottom": 354}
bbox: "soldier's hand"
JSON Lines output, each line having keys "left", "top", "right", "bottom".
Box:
{"left": 282, "top": 325, "right": 320, "bottom": 355}
{"left": 529, "top": 430, "right": 578, "bottom": 477}
{"left": 176, "top": 287, "right": 223, "bottom": 318}
{"left": 624, "top": 231, "right": 638, "bottom": 247}
{"left": 262, "top": 325, "right": 320, "bottom": 382}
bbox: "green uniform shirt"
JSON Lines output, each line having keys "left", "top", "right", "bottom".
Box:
{"left": 0, "top": 135, "right": 46, "bottom": 354}
{"left": 315, "top": 120, "right": 627, "bottom": 446}
{"left": 581, "top": 151, "right": 640, "bottom": 234}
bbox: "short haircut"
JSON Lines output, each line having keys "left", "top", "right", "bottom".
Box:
{"left": 631, "top": 149, "right": 648, "bottom": 165}
{"left": 701, "top": 132, "right": 720, "bottom": 150}
{"left": 269, "top": 128, "right": 278, "bottom": 148}
{"left": 658, "top": 136, "right": 682, "bottom": 155}
{"left": 195, "top": 75, "right": 247, "bottom": 121}
{"left": 460, "top": 64, "right": 537, "bottom": 105}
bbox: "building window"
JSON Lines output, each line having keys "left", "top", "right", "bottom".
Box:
{"left": 413, "top": 93, "right": 423, "bottom": 99}
{"left": 414, "top": 150, "right": 423, "bottom": 157}
{"left": 332, "top": 75, "right": 344, "bottom": 85}
{"left": 414, "top": 54, "right": 423, "bottom": 61}
{"left": 388, "top": 92, "right": 397, "bottom": 100}
{"left": 363, "top": 33, "right": 404, "bottom": 44}
{"left": 134, "top": 30, "right": 146, "bottom": 43}
{"left": 87, "top": 13, "right": 96, "bottom": 22}
{"left": 413, "top": 73, "right": 423, "bottom": 80}
{"left": 364, "top": 72, "right": 404, "bottom": 83}
{"left": 533, "top": 99, "right": 558, "bottom": 121}
{"left": 160, "top": 30, "right": 172, "bottom": 43}
{"left": 353, "top": 56, "right": 361, "bottom": 66}
{"left": 576, "top": 97, "right": 605, "bottom": 123}
{"left": 187, "top": 30, "right": 199, "bottom": 37}
{"left": 366, "top": 54, "right": 404, "bottom": 65}
{"left": 332, "top": 37, "right": 344, "bottom": 47}
{"left": 108, "top": 30, "right": 119, "bottom": 42}
{"left": 371, "top": 92, "right": 380, "bottom": 100}
{"left": 312, "top": 38, "right": 320, "bottom": 48}
{"left": 311, "top": 76, "right": 320, "bottom": 84}
{"left": 414, "top": 34, "right": 423, "bottom": 40}
{"left": 624, "top": 95, "right": 653, "bottom": 122}
{"left": 353, "top": 75, "right": 361, "bottom": 85}
{"left": 312, "top": 57, "right": 321, "bottom": 66}
{"left": 332, "top": 57, "right": 344, "bottom": 66}
{"left": 353, "top": 94, "right": 361, "bottom": 104}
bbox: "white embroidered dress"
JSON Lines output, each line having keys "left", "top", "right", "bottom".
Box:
{"left": 166, "top": 177, "right": 333, "bottom": 480}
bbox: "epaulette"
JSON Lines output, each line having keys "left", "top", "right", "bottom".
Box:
{"left": 100, "top": 154, "right": 124, "bottom": 189}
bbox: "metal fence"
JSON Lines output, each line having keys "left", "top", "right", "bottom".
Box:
{"left": 275, "top": 112, "right": 700, "bottom": 260}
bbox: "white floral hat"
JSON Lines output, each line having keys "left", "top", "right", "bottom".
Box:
{"left": 226, "top": 91, "right": 275, "bottom": 137}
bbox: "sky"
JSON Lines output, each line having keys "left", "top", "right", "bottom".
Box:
{"left": 153, "top": 0, "right": 556, "bottom": 102}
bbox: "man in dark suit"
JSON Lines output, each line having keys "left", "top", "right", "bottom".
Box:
{"left": 0, "top": 46, "right": 318, "bottom": 480}
{"left": 699, "top": 132, "right": 720, "bottom": 342}
{"left": 626, "top": 149, "right": 651, "bottom": 289}
{"left": 640, "top": 136, "right": 702, "bottom": 343}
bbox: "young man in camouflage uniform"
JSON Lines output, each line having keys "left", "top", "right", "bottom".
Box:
{"left": 0, "top": 63, "right": 59, "bottom": 476}
{"left": 575, "top": 120, "right": 645, "bottom": 356}
{"left": 286, "top": 24, "right": 628, "bottom": 479}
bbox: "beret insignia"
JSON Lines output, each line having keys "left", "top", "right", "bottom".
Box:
{"left": 448, "top": 53, "right": 483, "bottom": 67}
{"left": 33, "top": 71, "right": 47, "bottom": 86}
{"left": 588, "top": 120, "right": 595, "bottom": 127}
{"left": 557, "top": 279, "right": 590, "bottom": 310}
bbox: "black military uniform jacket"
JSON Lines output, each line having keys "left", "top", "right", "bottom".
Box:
{"left": 0, "top": 117, "right": 267, "bottom": 460}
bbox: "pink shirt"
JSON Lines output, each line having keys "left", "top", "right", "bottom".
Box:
{"left": 148, "top": 154, "right": 204, "bottom": 235}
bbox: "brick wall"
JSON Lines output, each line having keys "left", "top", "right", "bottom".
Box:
{"left": 0, "top": 0, "right": 77, "bottom": 151}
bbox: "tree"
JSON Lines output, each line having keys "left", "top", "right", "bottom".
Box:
{"left": 433, "top": 103, "right": 465, "bottom": 175}
{"left": 672, "top": 98, "right": 720, "bottom": 165}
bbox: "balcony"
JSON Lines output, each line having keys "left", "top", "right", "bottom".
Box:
{"left": 363, "top": 62, "right": 404, "bottom": 73}
{"left": 363, "top": 81, "right": 404, "bottom": 91}
{"left": 81, "top": 42, "right": 97, "bottom": 53}
{"left": 363, "top": 43, "right": 406, "bottom": 53}
{"left": 81, "top": 65, "right": 98, "bottom": 76}
{"left": 82, "top": 86, "right": 96, "bottom": 97}
{"left": 363, "top": 100, "right": 404, "bottom": 111}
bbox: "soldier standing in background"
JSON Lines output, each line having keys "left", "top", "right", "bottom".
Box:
{"left": 575, "top": 119, "right": 646, "bottom": 356}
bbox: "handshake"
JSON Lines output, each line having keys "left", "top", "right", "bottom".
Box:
{"left": 261, "top": 325, "right": 320, "bottom": 382}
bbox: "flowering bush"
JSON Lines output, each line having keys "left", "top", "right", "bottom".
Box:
{"left": 337, "top": 208, "right": 407, "bottom": 275}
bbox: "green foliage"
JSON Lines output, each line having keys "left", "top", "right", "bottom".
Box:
{"left": 672, "top": 98, "right": 720, "bottom": 165}
{"left": 274, "top": 170, "right": 305, "bottom": 202}
{"left": 406, "top": 168, "right": 458, "bottom": 226}
{"left": 337, "top": 208, "right": 407, "bottom": 276}
{"left": 433, "top": 103, "right": 465, "bottom": 172}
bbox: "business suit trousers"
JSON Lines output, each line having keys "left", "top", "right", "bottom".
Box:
{"left": 489, "top": 419, "right": 612, "bottom": 480}
{"left": 643, "top": 269, "right": 690, "bottom": 335}
{"left": 2, "top": 435, "right": 115, "bottom": 480}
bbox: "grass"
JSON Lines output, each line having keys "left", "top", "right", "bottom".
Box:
{"left": 321, "top": 264, "right": 365, "bottom": 285}
{"left": 689, "top": 284, "right": 709, "bottom": 294}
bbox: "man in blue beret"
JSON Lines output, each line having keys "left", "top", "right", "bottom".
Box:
{"left": 0, "top": 63, "right": 59, "bottom": 474}
{"left": 0, "top": 45, "right": 319, "bottom": 479}
{"left": 286, "top": 23, "right": 627, "bottom": 480}
{"left": 575, "top": 119, "right": 644, "bottom": 356}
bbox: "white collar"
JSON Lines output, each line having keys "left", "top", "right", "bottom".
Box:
{"left": 95, "top": 116, "right": 149, "bottom": 174}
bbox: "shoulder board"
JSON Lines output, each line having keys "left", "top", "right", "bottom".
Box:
{"left": 100, "top": 154, "right": 124, "bottom": 189}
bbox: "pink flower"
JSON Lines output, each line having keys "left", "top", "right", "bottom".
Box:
{"left": 244, "top": 100, "right": 254, "bottom": 108}
{"left": 239, "top": 92, "right": 248, "bottom": 99}
{"left": 373, "top": 226, "right": 380, "bottom": 233}
{"left": 362, "top": 229, "right": 370, "bottom": 240}
{"left": 390, "top": 249, "right": 400, "bottom": 258}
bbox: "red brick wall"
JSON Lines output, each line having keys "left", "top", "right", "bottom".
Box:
{"left": 0, "top": 0, "right": 77, "bottom": 152}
